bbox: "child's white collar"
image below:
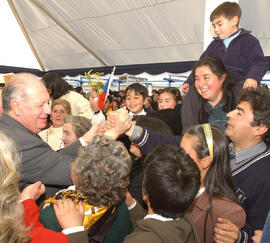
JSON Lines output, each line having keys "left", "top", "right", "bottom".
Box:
{"left": 129, "top": 109, "right": 146, "bottom": 118}
{"left": 144, "top": 214, "right": 174, "bottom": 221}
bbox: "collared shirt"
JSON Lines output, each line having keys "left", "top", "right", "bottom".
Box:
{"left": 195, "top": 187, "right": 206, "bottom": 199}
{"left": 144, "top": 214, "right": 174, "bottom": 222}
{"left": 229, "top": 142, "right": 268, "bottom": 172}
{"left": 223, "top": 30, "right": 241, "bottom": 48}
{"left": 129, "top": 109, "right": 146, "bottom": 118}
{"left": 127, "top": 199, "right": 176, "bottom": 222}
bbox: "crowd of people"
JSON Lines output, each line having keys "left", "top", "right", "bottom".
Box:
{"left": 1, "top": 2, "right": 270, "bottom": 243}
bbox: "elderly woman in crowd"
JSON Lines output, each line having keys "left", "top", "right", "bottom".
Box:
{"left": 39, "top": 99, "right": 71, "bottom": 150}
{"left": 40, "top": 135, "right": 133, "bottom": 243}
{"left": 62, "top": 115, "right": 92, "bottom": 147}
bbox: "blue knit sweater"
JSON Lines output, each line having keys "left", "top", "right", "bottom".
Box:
{"left": 187, "top": 29, "right": 267, "bottom": 84}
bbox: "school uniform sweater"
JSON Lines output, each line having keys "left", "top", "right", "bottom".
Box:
{"left": 231, "top": 143, "right": 270, "bottom": 243}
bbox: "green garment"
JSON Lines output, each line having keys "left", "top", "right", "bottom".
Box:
{"left": 39, "top": 201, "right": 133, "bottom": 243}
{"left": 207, "top": 101, "right": 228, "bottom": 132}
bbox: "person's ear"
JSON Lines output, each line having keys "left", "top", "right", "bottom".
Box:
{"left": 220, "top": 73, "right": 226, "bottom": 84}
{"left": 254, "top": 124, "right": 268, "bottom": 137}
{"left": 232, "top": 16, "right": 239, "bottom": 26}
{"left": 200, "top": 156, "right": 211, "bottom": 170}
{"left": 143, "top": 99, "right": 148, "bottom": 106}
{"left": 142, "top": 190, "right": 152, "bottom": 209}
{"left": 142, "top": 192, "right": 148, "bottom": 202}
{"left": 142, "top": 186, "right": 150, "bottom": 203}
{"left": 10, "top": 99, "right": 21, "bottom": 116}
{"left": 47, "top": 88, "right": 52, "bottom": 96}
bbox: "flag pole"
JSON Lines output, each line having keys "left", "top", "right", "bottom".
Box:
{"left": 105, "top": 66, "right": 116, "bottom": 101}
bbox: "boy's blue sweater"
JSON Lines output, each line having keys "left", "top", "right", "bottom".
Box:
{"left": 188, "top": 29, "right": 268, "bottom": 84}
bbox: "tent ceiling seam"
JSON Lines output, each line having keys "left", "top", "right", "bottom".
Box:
{"left": 96, "top": 42, "right": 204, "bottom": 52}
{"left": 30, "top": 0, "right": 108, "bottom": 67}
{"left": 59, "top": 0, "right": 178, "bottom": 22}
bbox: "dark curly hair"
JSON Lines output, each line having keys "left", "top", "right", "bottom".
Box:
{"left": 72, "top": 135, "right": 131, "bottom": 207}
{"left": 237, "top": 87, "right": 270, "bottom": 146}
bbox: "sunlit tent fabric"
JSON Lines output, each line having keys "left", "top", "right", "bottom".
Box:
{"left": 0, "top": 0, "right": 269, "bottom": 76}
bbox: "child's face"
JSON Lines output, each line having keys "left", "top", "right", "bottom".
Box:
{"left": 158, "top": 92, "right": 177, "bottom": 110}
{"left": 211, "top": 15, "right": 238, "bottom": 40}
{"left": 153, "top": 92, "right": 159, "bottom": 102}
{"left": 126, "top": 90, "right": 144, "bottom": 114}
{"left": 103, "top": 99, "right": 111, "bottom": 111}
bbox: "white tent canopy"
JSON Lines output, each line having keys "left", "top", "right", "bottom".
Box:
{"left": 0, "top": 0, "right": 270, "bottom": 73}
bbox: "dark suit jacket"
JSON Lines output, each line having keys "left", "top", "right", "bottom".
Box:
{"left": 0, "top": 113, "right": 81, "bottom": 202}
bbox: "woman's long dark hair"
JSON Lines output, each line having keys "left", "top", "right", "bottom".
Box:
{"left": 192, "top": 56, "right": 236, "bottom": 113}
{"left": 185, "top": 124, "right": 239, "bottom": 243}
{"left": 42, "top": 72, "right": 72, "bottom": 100}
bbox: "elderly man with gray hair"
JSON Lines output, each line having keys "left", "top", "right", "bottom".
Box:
{"left": 0, "top": 73, "right": 99, "bottom": 204}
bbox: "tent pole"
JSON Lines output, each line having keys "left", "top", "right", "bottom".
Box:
{"left": 7, "top": 0, "right": 46, "bottom": 71}
{"left": 30, "top": 0, "right": 108, "bottom": 67}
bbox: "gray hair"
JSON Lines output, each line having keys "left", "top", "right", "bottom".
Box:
{"left": 2, "top": 73, "right": 39, "bottom": 112}
{"left": 64, "top": 115, "right": 92, "bottom": 138}
{"left": 72, "top": 135, "right": 131, "bottom": 206}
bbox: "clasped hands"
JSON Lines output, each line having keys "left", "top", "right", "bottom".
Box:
{"left": 104, "top": 107, "right": 134, "bottom": 139}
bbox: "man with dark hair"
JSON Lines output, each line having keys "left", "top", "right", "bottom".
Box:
{"left": 214, "top": 87, "right": 270, "bottom": 243}
{"left": 124, "top": 145, "right": 200, "bottom": 243}
{"left": 107, "top": 88, "right": 270, "bottom": 242}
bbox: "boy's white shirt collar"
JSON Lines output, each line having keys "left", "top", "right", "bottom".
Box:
{"left": 129, "top": 109, "right": 146, "bottom": 118}
{"left": 223, "top": 29, "right": 241, "bottom": 48}
{"left": 138, "top": 188, "right": 206, "bottom": 222}
{"left": 128, "top": 200, "right": 176, "bottom": 222}
{"left": 144, "top": 214, "right": 174, "bottom": 221}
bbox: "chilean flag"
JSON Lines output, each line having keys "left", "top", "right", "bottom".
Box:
{"left": 98, "top": 66, "right": 116, "bottom": 109}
